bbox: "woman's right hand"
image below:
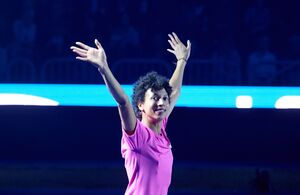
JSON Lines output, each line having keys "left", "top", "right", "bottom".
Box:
{"left": 71, "top": 39, "right": 108, "bottom": 72}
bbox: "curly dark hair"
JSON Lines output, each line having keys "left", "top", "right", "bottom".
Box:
{"left": 132, "top": 71, "right": 172, "bottom": 120}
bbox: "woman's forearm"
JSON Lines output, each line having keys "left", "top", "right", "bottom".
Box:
{"left": 169, "top": 59, "right": 187, "bottom": 94}
{"left": 99, "top": 66, "right": 129, "bottom": 106}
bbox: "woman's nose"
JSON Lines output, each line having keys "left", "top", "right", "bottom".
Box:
{"left": 157, "top": 98, "right": 164, "bottom": 105}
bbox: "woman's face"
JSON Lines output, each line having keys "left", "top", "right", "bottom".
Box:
{"left": 138, "top": 88, "right": 170, "bottom": 122}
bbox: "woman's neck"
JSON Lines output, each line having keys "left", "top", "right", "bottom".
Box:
{"left": 141, "top": 118, "right": 162, "bottom": 134}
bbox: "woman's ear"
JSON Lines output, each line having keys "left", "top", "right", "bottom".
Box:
{"left": 138, "top": 102, "right": 143, "bottom": 112}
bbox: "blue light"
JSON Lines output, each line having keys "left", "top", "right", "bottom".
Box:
{"left": 0, "top": 84, "right": 299, "bottom": 108}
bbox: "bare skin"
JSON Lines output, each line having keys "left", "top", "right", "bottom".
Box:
{"left": 71, "top": 32, "right": 191, "bottom": 134}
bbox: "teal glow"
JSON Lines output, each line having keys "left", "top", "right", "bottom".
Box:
{"left": 0, "top": 84, "right": 299, "bottom": 108}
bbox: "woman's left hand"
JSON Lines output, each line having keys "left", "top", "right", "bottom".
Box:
{"left": 167, "top": 32, "right": 191, "bottom": 61}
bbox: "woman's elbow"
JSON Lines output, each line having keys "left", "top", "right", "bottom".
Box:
{"left": 118, "top": 96, "right": 130, "bottom": 106}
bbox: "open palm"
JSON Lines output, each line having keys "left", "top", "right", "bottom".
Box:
{"left": 71, "top": 39, "right": 108, "bottom": 70}
{"left": 167, "top": 32, "right": 191, "bottom": 61}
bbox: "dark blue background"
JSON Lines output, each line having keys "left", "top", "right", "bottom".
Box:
{"left": 1, "top": 106, "right": 299, "bottom": 166}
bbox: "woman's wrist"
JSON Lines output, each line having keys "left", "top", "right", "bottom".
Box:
{"left": 97, "top": 65, "right": 108, "bottom": 75}
{"left": 177, "top": 58, "right": 187, "bottom": 62}
{"left": 177, "top": 58, "right": 187, "bottom": 64}
{"left": 97, "top": 62, "right": 109, "bottom": 73}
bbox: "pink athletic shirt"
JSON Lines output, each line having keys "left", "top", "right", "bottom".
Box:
{"left": 121, "top": 118, "right": 173, "bottom": 195}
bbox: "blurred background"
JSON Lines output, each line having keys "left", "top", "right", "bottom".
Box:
{"left": 1, "top": 0, "right": 300, "bottom": 86}
{"left": 0, "top": 0, "right": 300, "bottom": 194}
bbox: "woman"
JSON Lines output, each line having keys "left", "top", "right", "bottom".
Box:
{"left": 71, "top": 32, "right": 191, "bottom": 195}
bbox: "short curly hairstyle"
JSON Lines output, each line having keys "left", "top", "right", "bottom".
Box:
{"left": 132, "top": 71, "right": 172, "bottom": 120}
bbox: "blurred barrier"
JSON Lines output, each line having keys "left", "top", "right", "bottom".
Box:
{"left": 40, "top": 57, "right": 101, "bottom": 84}
{"left": 111, "top": 58, "right": 172, "bottom": 84}
{"left": 8, "top": 58, "right": 36, "bottom": 83}
{"left": 3, "top": 57, "right": 300, "bottom": 86}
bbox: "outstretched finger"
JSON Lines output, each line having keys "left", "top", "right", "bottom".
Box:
{"left": 167, "top": 49, "right": 175, "bottom": 54}
{"left": 72, "top": 48, "right": 87, "bottom": 57}
{"left": 168, "top": 40, "right": 176, "bottom": 49}
{"left": 187, "top": 40, "right": 191, "bottom": 50}
{"left": 76, "top": 56, "right": 88, "bottom": 61}
{"left": 71, "top": 46, "right": 87, "bottom": 54}
{"left": 168, "top": 34, "right": 177, "bottom": 45}
{"left": 172, "top": 32, "right": 182, "bottom": 44}
{"left": 95, "top": 39, "right": 102, "bottom": 49}
{"left": 76, "top": 42, "right": 91, "bottom": 50}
